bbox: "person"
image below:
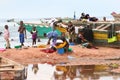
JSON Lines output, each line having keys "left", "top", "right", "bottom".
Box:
{"left": 103, "top": 17, "right": 106, "bottom": 21}
{"left": 55, "top": 33, "right": 69, "bottom": 52}
{"left": 46, "top": 30, "right": 58, "bottom": 46}
{"left": 32, "top": 64, "right": 39, "bottom": 74}
{"left": 50, "top": 19, "right": 62, "bottom": 31}
{"left": 73, "top": 11, "right": 76, "bottom": 20}
{"left": 31, "top": 27, "right": 37, "bottom": 46}
{"left": 4, "top": 25, "right": 11, "bottom": 49}
{"left": 79, "top": 13, "right": 86, "bottom": 21}
{"left": 78, "top": 30, "right": 98, "bottom": 49}
{"left": 82, "top": 24, "right": 94, "bottom": 43}
{"left": 18, "top": 21, "right": 26, "bottom": 46}
{"left": 67, "top": 21, "right": 76, "bottom": 43}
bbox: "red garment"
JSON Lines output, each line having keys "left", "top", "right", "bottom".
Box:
{"left": 41, "top": 48, "right": 55, "bottom": 53}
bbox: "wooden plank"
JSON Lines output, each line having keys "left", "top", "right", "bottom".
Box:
{"left": 95, "top": 24, "right": 105, "bottom": 29}
{"left": 100, "top": 24, "right": 111, "bottom": 30}
{"left": 93, "top": 33, "right": 108, "bottom": 40}
{"left": 0, "top": 56, "right": 24, "bottom": 67}
{"left": 0, "top": 68, "right": 23, "bottom": 72}
{"left": 0, "top": 64, "right": 14, "bottom": 68}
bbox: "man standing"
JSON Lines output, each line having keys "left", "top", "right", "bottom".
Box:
{"left": 18, "top": 21, "right": 26, "bottom": 46}
{"left": 67, "top": 21, "right": 75, "bottom": 43}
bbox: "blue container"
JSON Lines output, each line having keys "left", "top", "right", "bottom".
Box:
{"left": 69, "top": 42, "right": 75, "bottom": 46}
{"left": 57, "top": 48, "right": 64, "bottom": 54}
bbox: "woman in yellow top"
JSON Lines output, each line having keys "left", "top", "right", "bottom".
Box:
{"left": 55, "top": 33, "right": 69, "bottom": 52}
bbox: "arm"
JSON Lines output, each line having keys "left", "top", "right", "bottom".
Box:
{"left": 18, "top": 27, "right": 20, "bottom": 32}
{"left": 47, "top": 37, "right": 51, "bottom": 45}
{"left": 24, "top": 27, "right": 27, "bottom": 39}
{"left": 55, "top": 41, "right": 67, "bottom": 49}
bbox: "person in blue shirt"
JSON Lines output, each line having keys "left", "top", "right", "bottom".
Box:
{"left": 46, "top": 30, "right": 58, "bottom": 46}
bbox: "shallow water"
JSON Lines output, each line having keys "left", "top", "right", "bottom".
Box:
{"left": 0, "top": 21, "right": 49, "bottom": 48}
{"left": 24, "top": 64, "right": 120, "bottom": 80}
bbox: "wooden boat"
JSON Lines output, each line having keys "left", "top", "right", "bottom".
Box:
{"left": 7, "top": 18, "right": 14, "bottom": 22}
{"left": 0, "top": 56, "right": 26, "bottom": 80}
{"left": 23, "top": 23, "right": 61, "bottom": 37}
{"left": 111, "top": 12, "right": 120, "bottom": 21}
{"left": 72, "top": 21, "right": 120, "bottom": 47}
{"left": 21, "top": 18, "right": 120, "bottom": 47}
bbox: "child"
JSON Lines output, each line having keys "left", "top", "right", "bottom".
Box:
{"left": 4, "top": 25, "right": 11, "bottom": 49}
{"left": 18, "top": 21, "right": 26, "bottom": 46}
{"left": 31, "top": 27, "right": 37, "bottom": 46}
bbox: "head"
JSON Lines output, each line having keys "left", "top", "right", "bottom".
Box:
{"left": 43, "top": 33, "right": 47, "bottom": 37}
{"left": 85, "top": 14, "right": 90, "bottom": 19}
{"left": 33, "top": 27, "right": 36, "bottom": 30}
{"left": 5, "top": 25, "right": 8, "bottom": 29}
{"left": 68, "top": 21, "right": 73, "bottom": 27}
{"left": 57, "top": 19, "right": 62, "bottom": 23}
{"left": 20, "top": 21, "right": 24, "bottom": 26}
{"left": 81, "top": 13, "right": 85, "bottom": 16}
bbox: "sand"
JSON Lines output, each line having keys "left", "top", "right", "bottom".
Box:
{"left": 1, "top": 45, "right": 120, "bottom": 73}
{"left": 0, "top": 45, "right": 120, "bottom": 66}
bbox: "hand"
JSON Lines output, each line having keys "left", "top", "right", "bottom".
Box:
{"left": 47, "top": 41, "right": 50, "bottom": 45}
{"left": 25, "top": 35, "right": 27, "bottom": 39}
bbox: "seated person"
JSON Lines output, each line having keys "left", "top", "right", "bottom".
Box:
{"left": 55, "top": 33, "right": 69, "bottom": 52}
{"left": 78, "top": 30, "right": 98, "bottom": 49}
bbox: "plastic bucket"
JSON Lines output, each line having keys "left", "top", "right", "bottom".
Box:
{"left": 57, "top": 48, "right": 64, "bottom": 54}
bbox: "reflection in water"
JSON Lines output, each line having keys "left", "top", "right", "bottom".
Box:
{"left": 25, "top": 64, "right": 120, "bottom": 80}
{"left": 32, "top": 64, "right": 39, "bottom": 74}
{"left": 26, "top": 64, "right": 55, "bottom": 80}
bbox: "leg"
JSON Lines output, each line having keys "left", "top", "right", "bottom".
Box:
{"left": 5, "top": 38, "right": 10, "bottom": 49}
{"left": 34, "top": 39, "right": 36, "bottom": 45}
{"left": 7, "top": 39, "right": 11, "bottom": 48}
{"left": 33, "top": 39, "right": 36, "bottom": 45}
{"left": 5, "top": 39, "right": 9, "bottom": 49}
{"left": 64, "top": 44, "right": 69, "bottom": 52}
{"left": 20, "top": 33, "right": 24, "bottom": 46}
{"left": 32, "top": 39, "right": 34, "bottom": 45}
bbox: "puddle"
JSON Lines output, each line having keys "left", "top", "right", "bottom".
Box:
{"left": 24, "top": 64, "right": 120, "bottom": 80}
{"left": 25, "top": 64, "right": 55, "bottom": 80}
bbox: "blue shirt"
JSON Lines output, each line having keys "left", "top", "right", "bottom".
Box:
{"left": 47, "top": 30, "right": 58, "bottom": 39}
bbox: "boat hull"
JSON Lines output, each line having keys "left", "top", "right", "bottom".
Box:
{"left": 93, "top": 30, "right": 120, "bottom": 47}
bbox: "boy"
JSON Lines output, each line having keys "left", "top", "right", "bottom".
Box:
{"left": 18, "top": 21, "right": 26, "bottom": 46}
